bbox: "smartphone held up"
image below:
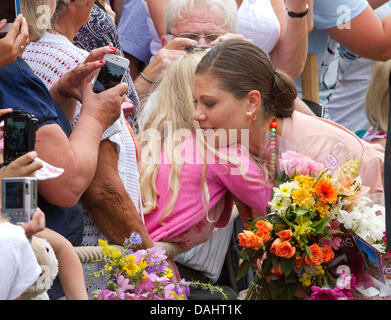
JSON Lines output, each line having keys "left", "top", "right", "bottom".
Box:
{"left": 0, "top": 0, "right": 21, "bottom": 35}
{"left": 93, "top": 54, "right": 130, "bottom": 94}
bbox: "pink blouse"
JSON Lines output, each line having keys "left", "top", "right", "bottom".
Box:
{"left": 144, "top": 134, "right": 273, "bottom": 246}
{"left": 282, "top": 111, "right": 384, "bottom": 194}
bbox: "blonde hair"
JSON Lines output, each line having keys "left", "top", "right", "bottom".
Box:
{"left": 138, "top": 53, "right": 204, "bottom": 224}
{"left": 20, "top": 0, "right": 54, "bottom": 42}
{"left": 138, "top": 51, "right": 266, "bottom": 225}
{"left": 365, "top": 60, "right": 391, "bottom": 132}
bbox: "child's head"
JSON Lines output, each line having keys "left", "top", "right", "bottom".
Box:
{"left": 365, "top": 60, "right": 391, "bottom": 132}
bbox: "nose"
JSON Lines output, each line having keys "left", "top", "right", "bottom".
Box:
{"left": 197, "top": 37, "right": 208, "bottom": 46}
{"left": 193, "top": 105, "right": 207, "bottom": 122}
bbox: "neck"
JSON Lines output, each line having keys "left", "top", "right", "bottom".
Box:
{"left": 248, "top": 116, "right": 283, "bottom": 157}
{"left": 54, "top": 16, "right": 78, "bottom": 42}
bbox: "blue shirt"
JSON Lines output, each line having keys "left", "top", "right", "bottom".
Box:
{"left": 296, "top": 0, "right": 369, "bottom": 106}
{"left": 118, "top": 0, "right": 153, "bottom": 64}
{"left": 0, "top": 58, "right": 84, "bottom": 247}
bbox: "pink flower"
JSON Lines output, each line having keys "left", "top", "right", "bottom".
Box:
{"left": 308, "top": 286, "right": 339, "bottom": 300}
{"left": 321, "top": 236, "right": 342, "bottom": 251}
{"left": 279, "top": 151, "right": 323, "bottom": 177}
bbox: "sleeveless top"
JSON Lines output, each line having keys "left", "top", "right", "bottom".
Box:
{"left": 237, "top": 0, "right": 280, "bottom": 55}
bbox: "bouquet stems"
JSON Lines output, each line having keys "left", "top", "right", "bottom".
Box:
{"left": 245, "top": 272, "right": 270, "bottom": 300}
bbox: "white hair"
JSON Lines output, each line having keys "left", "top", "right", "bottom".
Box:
{"left": 164, "top": 0, "right": 238, "bottom": 34}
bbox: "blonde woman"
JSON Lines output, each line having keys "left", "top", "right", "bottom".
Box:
{"left": 138, "top": 52, "right": 272, "bottom": 260}
{"left": 362, "top": 59, "right": 391, "bottom": 148}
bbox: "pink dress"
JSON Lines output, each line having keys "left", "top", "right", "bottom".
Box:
{"left": 144, "top": 134, "right": 273, "bottom": 249}
{"left": 281, "top": 111, "right": 384, "bottom": 194}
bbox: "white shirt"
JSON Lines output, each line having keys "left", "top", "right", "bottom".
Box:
{"left": 0, "top": 222, "right": 41, "bottom": 300}
{"left": 237, "top": 0, "right": 280, "bottom": 55}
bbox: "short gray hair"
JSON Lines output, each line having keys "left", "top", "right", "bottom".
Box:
{"left": 164, "top": 0, "right": 238, "bottom": 35}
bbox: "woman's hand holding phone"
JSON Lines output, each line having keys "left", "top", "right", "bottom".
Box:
{"left": 0, "top": 14, "right": 29, "bottom": 68}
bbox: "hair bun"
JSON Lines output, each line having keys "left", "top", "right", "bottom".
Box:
{"left": 270, "top": 69, "right": 297, "bottom": 118}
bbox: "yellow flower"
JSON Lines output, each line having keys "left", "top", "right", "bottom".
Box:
{"left": 138, "top": 260, "right": 148, "bottom": 269}
{"left": 315, "top": 200, "right": 329, "bottom": 218}
{"left": 174, "top": 294, "right": 185, "bottom": 300}
{"left": 123, "top": 263, "right": 139, "bottom": 277}
{"left": 98, "top": 239, "right": 115, "bottom": 256}
{"left": 165, "top": 267, "right": 173, "bottom": 279}
{"left": 104, "top": 265, "right": 112, "bottom": 272}
{"left": 292, "top": 188, "right": 313, "bottom": 207}
{"left": 110, "top": 250, "right": 123, "bottom": 260}
{"left": 280, "top": 187, "right": 290, "bottom": 194}
{"left": 300, "top": 273, "right": 312, "bottom": 287}
{"left": 315, "top": 265, "right": 325, "bottom": 276}
{"left": 295, "top": 175, "right": 315, "bottom": 190}
{"left": 293, "top": 216, "right": 315, "bottom": 244}
{"left": 94, "top": 272, "right": 101, "bottom": 278}
{"left": 122, "top": 254, "right": 139, "bottom": 276}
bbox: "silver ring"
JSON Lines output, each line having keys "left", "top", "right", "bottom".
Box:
{"left": 20, "top": 45, "right": 25, "bottom": 51}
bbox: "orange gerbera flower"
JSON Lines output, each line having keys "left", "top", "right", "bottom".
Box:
{"left": 315, "top": 180, "right": 338, "bottom": 204}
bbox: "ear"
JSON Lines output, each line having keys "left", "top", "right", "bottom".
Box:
{"left": 246, "top": 90, "right": 261, "bottom": 118}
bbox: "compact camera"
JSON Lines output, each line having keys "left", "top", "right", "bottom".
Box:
{"left": 1, "top": 177, "right": 38, "bottom": 225}
{"left": 1, "top": 110, "right": 38, "bottom": 165}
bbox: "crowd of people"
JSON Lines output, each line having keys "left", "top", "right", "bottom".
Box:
{"left": 0, "top": 0, "right": 388, "bottom": 300}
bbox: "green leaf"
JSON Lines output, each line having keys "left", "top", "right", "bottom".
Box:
{"left": 236, "top": 260, "right": 251, "bottom": 281}
{"left": 261, "top": 257, "right": 273, "bottom": 277}
{"left": 240, "top": 248, "right": 253, "bottom": 261}
{"left": 296, "top": 209, "right": 309, "bottom": 217}
{"left": 280, "top": 255, "right": 296, "bottom": 277}
{"left": 304, "top": 244, "right": 313, "bottom": 258}
{"left": 273, "top": 223, "right": 288, "bottom": 233}
{"left": 270, "top": 253, "right": 278, "bottom": 268}
{"left": 311, "top": 217, "right": 329, "bottom": 234}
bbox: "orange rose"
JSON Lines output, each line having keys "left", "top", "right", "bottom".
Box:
{"left": 270, "top": 238, "right": 282, "bottom": 254}
{"left": 271, "top": 263, "right": 283, "bottom": 277}
{"left": 255, "top": 220, "right": 273, "bottom": 232}
{"left": 304, "top": 244, "right": 323, "bottom": 266}
{"left": 238, "top": 230, "right": 264, "bottom": 250}
{"left": 294, "top": 255, "right": 303, "bottom": 269}
{"left": 275, "top": 240, "right": 296, "bottom": 259}
{"left": 255, "top": 220, "right": 273, "bottom": 243}
{"left": 321, "top": 245, "right": 335, "bottom": 264}
{"left": 277, "top": 229, "right": 293, "bottom": 241}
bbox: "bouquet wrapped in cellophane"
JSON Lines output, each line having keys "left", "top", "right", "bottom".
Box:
{"left": 237, "top": 151, "right": 373, "bottom": 300}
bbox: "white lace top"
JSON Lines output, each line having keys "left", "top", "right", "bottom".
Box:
{"left": 23, "top": 32, "right": 143, "bottom": 296}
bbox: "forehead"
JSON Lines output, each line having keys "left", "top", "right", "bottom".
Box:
{"left": 173, "top": 4, "right": 228, "bottom": 34}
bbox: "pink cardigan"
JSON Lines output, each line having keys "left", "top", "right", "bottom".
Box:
{"left": 144, "top": 134, "right": 273, "bottom": 242}
{"left": 282, "top": 111, "right": 384, "bottom": 194}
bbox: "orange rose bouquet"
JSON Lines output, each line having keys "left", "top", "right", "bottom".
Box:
{"left": 237, "top": 152, "right": 368, "bottom": 300}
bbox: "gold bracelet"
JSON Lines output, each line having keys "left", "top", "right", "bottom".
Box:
{"left": 139, "top": 72, "right": 160, "bottom": 85}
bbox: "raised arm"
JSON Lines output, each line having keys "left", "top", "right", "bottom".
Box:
{"left": 269, "top": 0, "right": 312, "bottom": 79}
{"left": 36, "top": 64, "right": 128, "bottom": 207}
{"left": 145, "top": 0, "right": 168, "bottom": 39}
{"left": 327, "top": 4, "right": 391, "bottom": 61}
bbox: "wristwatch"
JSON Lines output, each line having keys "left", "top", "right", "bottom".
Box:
{"left": 287, "top": 3, "right": 309, "bottom": 18}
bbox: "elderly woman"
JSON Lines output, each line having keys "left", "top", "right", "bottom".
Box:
{"left": 20, "top": 0, "right": 153, "bottom": 297}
